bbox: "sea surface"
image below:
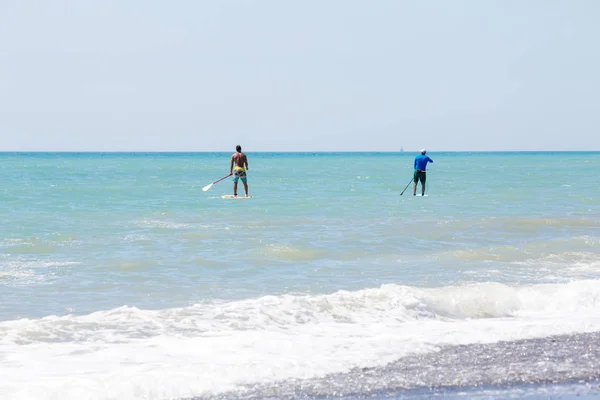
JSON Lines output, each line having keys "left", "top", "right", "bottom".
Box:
{"left": 0, "top": 151, "right": 599, "bottom": 400}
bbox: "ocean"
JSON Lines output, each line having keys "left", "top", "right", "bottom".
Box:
{"left": 0, "top": 151, "right": 599, "bottom": 400}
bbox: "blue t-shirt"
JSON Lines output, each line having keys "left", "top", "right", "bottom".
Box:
{"left": 414, "top": 154, "right": 433, "bottom": 170}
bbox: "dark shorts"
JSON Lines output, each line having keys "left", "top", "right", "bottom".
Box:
{"left": 414, "top": 170, "right": 426, "bottom": 184}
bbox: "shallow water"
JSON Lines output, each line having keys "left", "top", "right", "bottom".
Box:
{"left": 1, "top": 152, "right": 599, "bottom": 399}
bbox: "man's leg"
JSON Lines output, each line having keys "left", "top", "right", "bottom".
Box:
{"left": 413, "top": 172, "right": 418, "bottom": 195}
{"left": 233, "top": 181, "right": 238, "bottom": 196}
{"left": 243, "top": 181, "right": 248, "bottom": 196}
{"left": 413, "top": 171, "right": 419, "bottom": 195}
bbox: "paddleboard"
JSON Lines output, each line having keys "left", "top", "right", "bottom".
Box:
{"left": 414, "top": 194, "right": 429, "bottom": 197}
{"left": 221, "top": 195, "right": 253, "bottom": 199}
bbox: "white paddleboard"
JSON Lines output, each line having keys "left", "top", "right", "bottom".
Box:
{"left": 414, "top": 194, "right": 429, "bottom": 197}
{"left": 221, "top": 195, "right": 253, "bottom": 199}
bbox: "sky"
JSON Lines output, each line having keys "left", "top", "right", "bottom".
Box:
{"left": 1, "top": 0, "right": 599, "bottom": 152}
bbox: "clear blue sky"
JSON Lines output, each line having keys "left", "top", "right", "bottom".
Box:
{"left": 1, "top": 0, "right": 599, "bottom": 152}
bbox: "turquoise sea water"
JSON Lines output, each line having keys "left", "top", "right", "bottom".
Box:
{"left": 1, "top": 152, "right": 599, "bottom": 399}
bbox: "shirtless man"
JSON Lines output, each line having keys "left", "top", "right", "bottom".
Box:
{"left": 230, "top": 145, "right": 249, "bottom": 197}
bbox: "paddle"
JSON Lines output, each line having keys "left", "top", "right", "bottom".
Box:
{"left": 400, "top": 177, "right": 413, "bottom": 196}
{"left": 202, "top": 173, "right": 232, "bottom": 192}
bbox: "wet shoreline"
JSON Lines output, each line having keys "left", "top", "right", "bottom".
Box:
{"left": 198, "top": 331, "right": 600, "bottom": 399}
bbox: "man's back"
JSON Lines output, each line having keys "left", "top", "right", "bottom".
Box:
{"left": 414, "top": 154, "right": 433, "bottom": 170}
{"left": 232, "top": 152, "right": 247, "bottom": 168}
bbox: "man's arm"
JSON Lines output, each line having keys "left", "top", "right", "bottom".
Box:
{"left": 414, "top": 158, "right": 417, "bottom": 169}
{"left": 230, "top": 156, "right": 234, "bottom": 174}
{"left": 428, "top": 157, "right": 433, "bottom": 164}
{"left": 245, "top": 155, "right": 249, "bottom": 170}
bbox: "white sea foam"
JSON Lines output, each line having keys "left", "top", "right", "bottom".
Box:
{"left": 0, "top": 260, "right": 80, "bottom": 285}
{"left": 1, "top": 280, "right": 599, "bottom": 400}
{"left": 0, "top": 270, "right": 35, "bottom": 279}
{"left": 512, "top": 251, "right": 600, "bottom": 279}
{"left": 135, "top": 219, "right": 191, "bottom": 229}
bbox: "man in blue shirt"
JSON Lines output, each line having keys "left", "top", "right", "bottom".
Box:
{"left": 413, "top": 149, "right": 433, "bottom": 196}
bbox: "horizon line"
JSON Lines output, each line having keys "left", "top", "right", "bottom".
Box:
{"left": 0, "top": 150, "right": 598, "bottom": 154}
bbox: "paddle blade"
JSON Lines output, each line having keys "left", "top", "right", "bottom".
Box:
{"left": 202, "top": 183, "right": 213, "bottom": 192}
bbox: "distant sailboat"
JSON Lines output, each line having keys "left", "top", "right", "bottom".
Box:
{"left": 400, "top": 146, "right": 404, "bottom": 153}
